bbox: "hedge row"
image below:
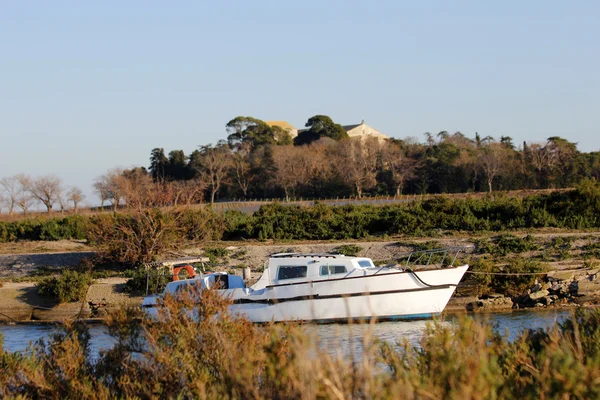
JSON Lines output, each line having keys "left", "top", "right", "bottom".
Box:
{"left": 2, "top": 181, "right": 600, "bottom": 243}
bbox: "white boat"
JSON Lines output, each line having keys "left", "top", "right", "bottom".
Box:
{"left": 142, "top": 249, "right": 469, "bottom": 323}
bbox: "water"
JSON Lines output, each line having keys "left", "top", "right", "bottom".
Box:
{"left": 0, "top": 309, "right": 571, "bottom": 356}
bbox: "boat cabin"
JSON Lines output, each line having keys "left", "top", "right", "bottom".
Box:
{"left": 250, "top": 253, "right": 377, "bottom": 290}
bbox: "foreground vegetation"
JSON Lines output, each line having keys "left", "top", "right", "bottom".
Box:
{"left": 1, "top": 290, "right": 600, "bottom": 399}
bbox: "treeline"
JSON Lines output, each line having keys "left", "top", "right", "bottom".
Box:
{"left": 100, "top": 114, "right": 599, "bottom": 205}
{"left": 3, "top": 115, "right": 599, "bottom": 214}
{"left": 0, "top": 174, "right": 85, "bottom": 215}
{"left": 2, "top": 182, "right": 599, "bottom": 264}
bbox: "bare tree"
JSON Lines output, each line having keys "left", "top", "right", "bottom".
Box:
{"left": 67, "top": 187, "right": 85, "bottom": 212}
{"left": 0, "top": 176, "right": 20, "bottom": 215}
{"left": 231, "top": 142, "right": 254, "bottom": 198}
{"left": 95, "top": 168, "right": 126, "bottom": 211}
{"left": 14, "top": 174, "right": 35, "bottom": 215}
{"left": 93, "top": 175, "right": 111, "bottom": 210}
{"left": 22, "top": 174, "right": 63, "bottom": 213}
{"left": 334, "top": 138, "right": 380, "bottom": 198}
{"left": 191, "top": 143, "right": 232, "bottom": 205}
{"left": 174, "top": 179, "right": 206, "bottom": 206}
{"left": 477, "top": 142, "right": 508, "bottom": 192}
{"left": 271, "top": 145, "right": 301, "bottom": 201}
{"left": 380, "top": 142, "right": 419, "bottom": 196}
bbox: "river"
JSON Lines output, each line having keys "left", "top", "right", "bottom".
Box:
{"left": 0, "top": 309, "right": 571, "bottom": 356}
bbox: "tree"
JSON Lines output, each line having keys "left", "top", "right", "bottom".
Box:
{"left": 271, "top": 126, "right": 293, "bottom": 146}
{"left": 190, "top": 142, "right": 232, "bottom": 205}
{"left": 271, "top": 145, "right": 301, "bottom": 201}
{"left": 0, "top": 176, "right": 19, "bottom": 215}
{"left": 167, "top": 150, "right": 192, "bottom": 180}
{"left": 231, "top": 142, "right": 255, "bottom": 198}
{"left": 25, "top": 175, "right": 63, "bottom": 213}
{"left": 380, "top": 142, "right": 419, "bottom": 196}
{"left": 93, "top": 175, "right": 111, "bottom": 210}
{"left": 333, "top": 137, "right": 380, "bottom": 198}
{"left": 294, "top": 115, "right": 348, "bottom": 146}
{"left": 477, "top": 142, "right": 508, "bottom": 192}
{"left": 149, "top": 148, "right": 169, "bottom": 181}
{"left": 67, "top": 187, "right": 85, "bottom": 212}
{"left": 226, "top": 117, "right": 275, "bottom": 148}
{"left": 95, "top": 169, "right": 126, "bottom": 211}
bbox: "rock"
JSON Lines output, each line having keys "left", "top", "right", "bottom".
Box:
{"left": 485, "top": 293, "right": 505, "bottom": 299}
{"left": 528, "top": 289, "right": 550, "bottom": 301}
{"left": 540, "top": 296, "right": 554, "bottom": 306}
{"left": 467, "top": 297, "right": 513, "bottom": 311}
{"left": 529, "top": 283, "right": 542, "bottom": 293}
{"left": 534, "top": 302, "right": 545, "bottom": 308}
{"left": 576, "top": 280, "right": 600, "bottom": 296}
{"left": 547, "top": 270, "right": 575, "bottom": 282}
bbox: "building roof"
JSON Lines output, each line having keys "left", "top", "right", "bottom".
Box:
{"left": 265, "top": 121, "right": 297, "bottom": 131}
{"left": 341, "top": 124, "right": 361, "bottom": 131}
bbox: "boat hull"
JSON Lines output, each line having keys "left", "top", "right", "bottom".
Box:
{"left": 144, "top": 265, "right": 468, "bottom": 323}
{"left": 229, "top": 265, "right": 468, "bottom": 323}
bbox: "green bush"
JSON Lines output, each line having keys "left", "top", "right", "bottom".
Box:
{"left": 3, "top": 183, "right": 600, "bottom": 245}
{"left": 123, "top": 267, "right": 171, "bottom": 295}
{"left": 492, "top": 234, "right": 538, "bottom": 256}
{"left": 333, "top": 244, "right": 362, "bottom": 256}
{"left": 204, "top": 247, "right": 229, "bottom": 264}
{"left": 36, "top": 270, "right": 94, "bottom": 303}
{"left": 465, "top": 256, "right": 547, "bottom": 296}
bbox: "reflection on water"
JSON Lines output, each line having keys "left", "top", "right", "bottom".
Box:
{"left": 0, "top": 309, "right": 572, "bottom": 356}
{"left": 0, "top": 324, "right": 116, "bottom": 357}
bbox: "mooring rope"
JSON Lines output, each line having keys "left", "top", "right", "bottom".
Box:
{"left": 406, "top": 268, "right": 457, "bottom": 288}
{"left": 465, "top": 268, "right": 596, "bottom": 277}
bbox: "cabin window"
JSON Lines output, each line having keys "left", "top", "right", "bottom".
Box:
{"left": 358, "top": 260, "right": 374, "bottom": 268}
{"left": 320, "top": 265, "right": 348, "bottom": 276}
{"left": 277, "top": 265, "right": 307, "bottom": 280}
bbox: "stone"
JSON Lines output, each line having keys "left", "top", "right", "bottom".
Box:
{"left": 528, "top": 289, "right": 550, "bottom": 301}
{"left": 534, "top": 302, "right": 545, "bottom": 307}
{"left": 576, "top": 280, "right": 600, "bottom": 296}
{"left": 529, "top": 283, "right": 542, "bottom": 293}
{"left": 547, "top": 270, "right": 575, "bottom": 282}
{"left": 478, "top": 297, "right": 513, "bottom": 311}
{"left": 540, "top": 296, "right": 554, "bottom": 306}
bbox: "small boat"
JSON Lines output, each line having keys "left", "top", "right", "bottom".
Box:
{"left": 142, "top": 248, "right": 469, "bottom": 323}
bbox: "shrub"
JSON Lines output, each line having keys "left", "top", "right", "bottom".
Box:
{"left": 204, "top": 247, "right": 229, "bottom": 264}
{"left": 491, "top": 234, "right": 538, "bottom": 256}
{"left": 36, "top": 270, "right": 94, "bottom": 303}
{"left": 550, "top": 236, "right": 575, "bottom": 250}
{"left": 333, "top": 244, "right": 362, "bottom": 256}
{"left": 123, "top": 267, "right": 171, "bottom": 295}
{"left": 3, "top": 292, "right": 600, "bottom": 399}
{"left": 88, "top": 209, "right": 182, "bottom": 266}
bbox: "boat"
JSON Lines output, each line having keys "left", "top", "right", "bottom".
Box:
{"left": 142, "top": 248, "right": 469, "bottom": 323}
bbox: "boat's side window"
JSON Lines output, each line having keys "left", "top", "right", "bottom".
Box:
{"left": 320, "top": 265, "right": 348, "bottom": 276}
{"left": 277, "top": 265, "right": 307, "bottom": 280}
{"left": 358, "top": 260, "right": 374, "bottom": 268}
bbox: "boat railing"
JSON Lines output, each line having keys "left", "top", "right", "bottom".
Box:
{"left": 381, "top": 246, "right": 472, "bottom": 273}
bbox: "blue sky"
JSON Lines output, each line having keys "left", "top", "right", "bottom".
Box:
{"left": 1, "top": 0, "right": 598, "bottom": 204}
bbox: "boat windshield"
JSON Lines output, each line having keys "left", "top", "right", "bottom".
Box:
{"left": 357, "top": 260, "right": 374, "bottom": 268}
